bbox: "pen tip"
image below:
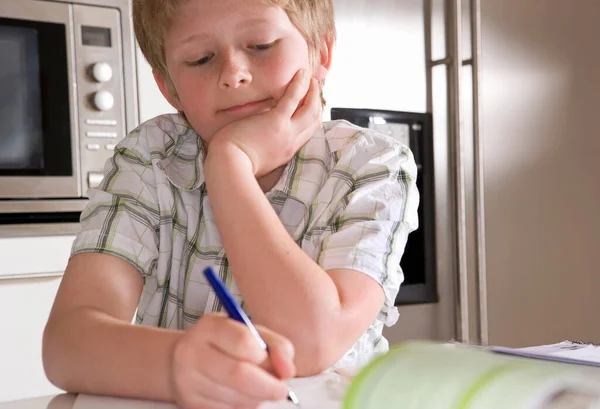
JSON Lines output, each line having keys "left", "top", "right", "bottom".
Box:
{"left": 287, "top": 389, "right": 300, "bottom": 405}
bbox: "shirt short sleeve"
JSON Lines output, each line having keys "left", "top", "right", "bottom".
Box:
{"left": 315, "top": 129, "right": 420, "bottom": 326}
{"left": 70, "top": 126, "right": 161, "bottom": 276}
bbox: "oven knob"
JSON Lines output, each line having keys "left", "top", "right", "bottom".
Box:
{"left": 93, "top": 91, "right": 115, "bottom": 111}
{"left": 92, "top": 62, "right": 113, "bottom": 83}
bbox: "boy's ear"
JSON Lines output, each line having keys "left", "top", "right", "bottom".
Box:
{"left": 316, "top": 35, "right": 334, "bottom": 81}
{"left": 153, "top": 70, "right": 183, "bottom": 111}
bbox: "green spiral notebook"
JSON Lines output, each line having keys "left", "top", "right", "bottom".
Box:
{"left": 343, "top": 341, "right": 600, "bottom": 409}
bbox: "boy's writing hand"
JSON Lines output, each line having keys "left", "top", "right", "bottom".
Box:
{"left": 210, "top": 69, "right": 323, "bottom": 178}
{"left": 169, "top": 313, "right": 295, "bottom": 409}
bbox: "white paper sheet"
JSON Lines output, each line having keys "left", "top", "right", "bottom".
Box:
{"left": 72, "top": 372, "right": 346, "bottom": 409}
{"left": 491, "top": 340, "right": 600, "bottom": 368}
{"left": 261, "top": 372, "right": 345, "bottom": 409}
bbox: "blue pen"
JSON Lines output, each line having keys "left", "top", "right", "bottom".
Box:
{"left": 203, "top": 267, "right": 300, "bottom": 406}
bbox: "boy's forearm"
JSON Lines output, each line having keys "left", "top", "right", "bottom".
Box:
{"left": 43, "top": 307, "right": 181, "bottom": 401}
{"left": 204, "top": 144, "right": 346, "bottom": 374}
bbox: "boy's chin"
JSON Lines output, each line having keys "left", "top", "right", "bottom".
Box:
{"left": 194, "top": 104, "right": 277, "bottom": 140}
{"left": 221, "top": 104, "right": 275, "bottom": 124}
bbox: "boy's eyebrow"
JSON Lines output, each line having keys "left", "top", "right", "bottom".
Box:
{"left": 179, "top": 18, "right": 272, "bottom": 45}
{"left": 236, "top": 18, "right": 271, "bottom": 29}
{"left": 180, "top": 32, "right": 210, "bottom": 46}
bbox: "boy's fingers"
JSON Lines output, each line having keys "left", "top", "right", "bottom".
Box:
{"left": 187, "top": 368, "right": 263, "bottom": 408}
{"left": 200, "top": 314, "right": 269, "bottom": 364}
{"left": 256, "top": 325, "right": 296, "bottom": 380}
{"left": 292, "top": 78, "right": 323, "bottom": 139}
{"left": 203, "top": 345, "right": 290, "bottom": 402}
{"left": 275, "top": 69, "right": 311, "bottom": 117}
{"left": 291, "top": 80, "right": 323, "bottom": 147}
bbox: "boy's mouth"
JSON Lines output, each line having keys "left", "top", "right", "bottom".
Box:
{"left": 221, "top": 98, "right": 271, "bottom": 113}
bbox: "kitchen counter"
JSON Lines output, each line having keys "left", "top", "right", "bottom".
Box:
{"left": 0, "top": 373, "right": 347, "bottom": 409}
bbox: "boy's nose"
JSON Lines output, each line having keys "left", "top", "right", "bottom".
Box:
{"left": 218, "top": 53, "right": 252, "bottom": 89}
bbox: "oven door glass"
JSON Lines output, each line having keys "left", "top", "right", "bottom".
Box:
{"left": 0, "top": 17, "right": 71, "bottom": 176}
{"left": 0, "top": 1, "right": 78, "bottom": 199}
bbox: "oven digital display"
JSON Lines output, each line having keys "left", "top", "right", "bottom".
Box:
{"left": 82, "top": 26, "right": 111, "bottom": 47}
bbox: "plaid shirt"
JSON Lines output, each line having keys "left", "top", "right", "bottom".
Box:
{"left": 71, "top": 113, "right": 419, "bottom": 368}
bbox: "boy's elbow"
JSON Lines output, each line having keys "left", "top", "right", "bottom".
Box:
{"left": 42, "top": 320, "right": 68, "bottom": 391}
{"left": 294, "top": 351, "right": 328, "bottom": 377}
{"left": 42, "top": 313, "right": 80, "bottom": 393}
{"left": 293, "top": 333, "right": 346, "bottom": 376}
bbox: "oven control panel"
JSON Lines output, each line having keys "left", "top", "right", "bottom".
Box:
{"left": 73, "top": 4, "right": 126, "bottom": 191}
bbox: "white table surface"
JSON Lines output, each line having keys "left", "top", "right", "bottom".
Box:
{"left": 0, "top": 373, "right": 348, "bottom": 409}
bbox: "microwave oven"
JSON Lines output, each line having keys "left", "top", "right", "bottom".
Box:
{"left": 0, "top": 0, "right": 137, "bottom": 228}
{"left": 330, "top": 108, "right": 437, "bottom": 306}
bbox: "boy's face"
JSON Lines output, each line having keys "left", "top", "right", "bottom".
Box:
{"left": 155, "top": 0, "right": 331, "bottom": 144}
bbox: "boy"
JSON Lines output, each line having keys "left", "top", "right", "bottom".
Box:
{"left": 42, "top": 0, "right": 419, "bottom": 408}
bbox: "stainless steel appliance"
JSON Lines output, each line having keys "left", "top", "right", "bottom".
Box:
{"left": 0, "top": 0, "right": 137, "bottom": 233}
{"left": 330, "top": 108, "right": 437, "bottom": 306}
{"left": 331, "top": 0, "right": 600, "bottom": 348}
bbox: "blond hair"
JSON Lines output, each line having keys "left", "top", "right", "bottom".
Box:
{"left": 133, "top": 0, "right": 336, "bottom": 91}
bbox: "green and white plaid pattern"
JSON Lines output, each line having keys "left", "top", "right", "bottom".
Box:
{"left": 71, "top": 113, "right": 419, "bottom": 368}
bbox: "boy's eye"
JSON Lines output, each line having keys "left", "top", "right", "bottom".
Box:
{"left": 189, "top": 55, "right": 213, "bottom": 66}
{"left": 251, "top": 41, "right": 276, "bottom": 51}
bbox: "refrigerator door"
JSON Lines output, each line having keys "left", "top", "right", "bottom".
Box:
{"left": 479, "top": 0, "right": 600, "bottom": 347}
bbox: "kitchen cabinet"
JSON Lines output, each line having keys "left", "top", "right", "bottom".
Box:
{"left": 0, "top": 235, "right": 74, "bottom": 402}
{"left": 0, "top": 277, "right": 63, "bottom": 402}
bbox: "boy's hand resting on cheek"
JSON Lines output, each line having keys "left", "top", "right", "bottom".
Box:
{"left": 209, "top": 69, "right": 323, "bottom": 178}
{"left": 169, "top": 313, "right": 295, "bottom": 409}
